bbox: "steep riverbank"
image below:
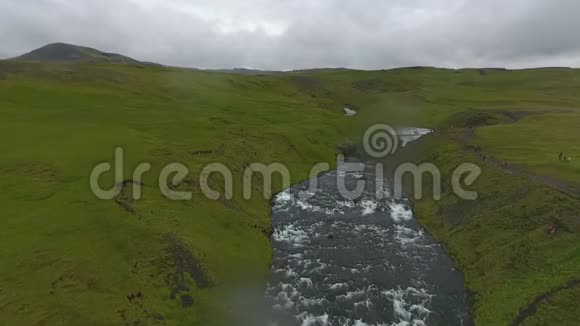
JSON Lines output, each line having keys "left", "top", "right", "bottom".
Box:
{"left": 396, "top": 128, "right": 580, "bottom": 325}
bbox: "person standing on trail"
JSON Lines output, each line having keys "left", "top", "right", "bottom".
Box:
{"left": 559, "top": 152, "right": 564, "bottom": 161}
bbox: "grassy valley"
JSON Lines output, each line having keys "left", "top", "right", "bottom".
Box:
{"left": 1, "top": 54, "right": 580, "bottom": 325}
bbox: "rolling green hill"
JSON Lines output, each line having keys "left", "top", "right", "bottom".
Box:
{"left": 14, "top": 43, "right": 146, "bottom": 65}
{"left": 1, "top": 49, "right": 580, "bottom": 325}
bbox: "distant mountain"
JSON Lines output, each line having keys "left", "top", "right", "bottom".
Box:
{"left": 14, "top": 43, "right": 158, "bottom": 65}
{"left": 206, "top": 68, "right": 282, "bottom": 75}
{"left": 202, "top": 67, "right": 352, "bottom": 76}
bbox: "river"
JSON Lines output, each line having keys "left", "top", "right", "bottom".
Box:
{"left": 265, "top": 130, "right": 471, "bottom": 326}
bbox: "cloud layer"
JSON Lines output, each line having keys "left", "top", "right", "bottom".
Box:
{"left": 1, "top": 0, "right": 580, "bottom": 69}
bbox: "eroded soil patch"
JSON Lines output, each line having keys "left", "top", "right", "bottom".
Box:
{"left": 153, "top": 233, "right": 214, "bottom": 308}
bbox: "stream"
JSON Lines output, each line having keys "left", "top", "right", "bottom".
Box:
{"left": 265, "top": 130, "right": 471, "bottom": 326}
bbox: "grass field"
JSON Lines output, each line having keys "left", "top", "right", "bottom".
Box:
{"left": 1, "top": 61, "right": 580, "bottom": 325}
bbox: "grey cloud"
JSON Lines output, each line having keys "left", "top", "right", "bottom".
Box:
{"left": 1, "top": 0, "right": 579, "bottom": 69}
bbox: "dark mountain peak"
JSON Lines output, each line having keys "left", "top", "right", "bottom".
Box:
{"left": 14, "top": 42, "right": 147, "bottom": 65}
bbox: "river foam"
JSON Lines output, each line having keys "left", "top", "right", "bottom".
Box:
{"left": 266, "top": 129, "right": 469, "bottom": 326}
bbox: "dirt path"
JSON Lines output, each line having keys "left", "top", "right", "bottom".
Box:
{"left": 460, "top": 136, "right": 580, "bottom": 198}
{"left": 448, "top": 110, "right": 580, "bottom": 199}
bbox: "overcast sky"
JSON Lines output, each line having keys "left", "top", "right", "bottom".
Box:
{"left": 1, "top": 0, "right": 580, "bottom": 70}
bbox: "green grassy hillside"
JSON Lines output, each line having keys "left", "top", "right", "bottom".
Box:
{"left": 1, "top": 61, "right": 580, "bottom": 325}
{"left": 15, "top": 43, "right": 144, "bottom": 64}
{"left": 0, "top": 61, "right": 352, "bottom": 325}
